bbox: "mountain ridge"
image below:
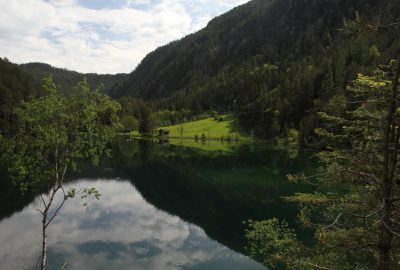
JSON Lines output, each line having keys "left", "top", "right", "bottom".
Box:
{"left": 20, "top": 62, "right": 128, "bottom": 94}
{"left": 112, "top": 0, "right": 394, "bottom": 98}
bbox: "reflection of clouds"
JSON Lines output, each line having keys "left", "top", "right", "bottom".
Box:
{"left": 0, "top": 180, "right": 266, "bottom": 270}
{"left": 0, "top": 196, "right": 43, "bottom": 270}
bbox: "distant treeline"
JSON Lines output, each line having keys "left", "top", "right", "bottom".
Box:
{"left": 20, "top": 62, "right": 128, "bottom": 95}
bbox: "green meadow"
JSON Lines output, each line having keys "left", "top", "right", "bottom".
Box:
{"left": 130, "top": 114, "right": 251, "bottom": 152}
{"left": 160, "top": 114, "right": 248, "bottom": 140}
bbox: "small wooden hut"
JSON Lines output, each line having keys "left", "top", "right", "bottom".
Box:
{"left": 158, "top": 129, "right": 170, "bottom": 138}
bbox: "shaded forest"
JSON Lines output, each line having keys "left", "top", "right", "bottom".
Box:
{"left": 0, "top": 58, "right": 43, "bottom": 137}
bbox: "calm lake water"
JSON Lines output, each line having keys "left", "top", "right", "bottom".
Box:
{"left": 0, "top": 139, "right": 316, "bottom": 270}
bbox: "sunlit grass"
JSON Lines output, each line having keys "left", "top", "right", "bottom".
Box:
{"left": 160, "top": 114, "right": 249, "bottom": 140}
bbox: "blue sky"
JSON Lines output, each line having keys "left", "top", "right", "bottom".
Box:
{"left": 0, "top": 0, "right": 249, "bottom": 74}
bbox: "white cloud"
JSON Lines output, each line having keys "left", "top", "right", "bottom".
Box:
{"left": 126, "top": 0, "right": 152, "bottom": 7}
{"left": 0, "top": 0, "right": 249, "bottom": 74}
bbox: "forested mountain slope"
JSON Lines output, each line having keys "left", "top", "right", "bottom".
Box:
{"left": 112, "top": 0, "right": 400, "bottom": 143}
{"left": 0, "top": 58, "right": 42, "bottom": 136}
{"left": 21, "top": 62, "right": 128, "bottom": 94}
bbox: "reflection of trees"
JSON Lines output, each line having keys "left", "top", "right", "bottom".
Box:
{"left": 116, "top": 137, "right": 140, "bottom": 158}
{"left": 0, "top": 171, "right": 34, "bottom": 221}
{"left": 1, "top": 139, "right": 317, "bottom": 261}
{"left": 119, "top": 142, "right": 317, "bottom": 254}
{"left": 112, "top": 138, "right": 157, "bottom": 166}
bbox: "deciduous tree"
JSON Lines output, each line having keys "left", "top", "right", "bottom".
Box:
{"left": 2, "top": 76, "right": 120, "bottom": 270}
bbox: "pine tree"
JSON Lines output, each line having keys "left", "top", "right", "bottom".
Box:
{"left": 246, "top": 56, "right": 400, "bottom": 269}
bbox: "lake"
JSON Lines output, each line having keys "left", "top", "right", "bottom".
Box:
{"left": 0, "top": 138, "right": 316, "bottom": 270}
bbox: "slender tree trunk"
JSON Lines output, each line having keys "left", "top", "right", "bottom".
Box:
{"left": 378, "top": 51, "right": 400, "bottom": 270}
{"left": 40, "top": 187, "right": 57, "bottom": 270}
{"left": 41, "top": 213, "right": 47, "bottom": 270}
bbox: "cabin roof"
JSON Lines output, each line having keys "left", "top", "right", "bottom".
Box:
{"left": 158, "top": 129, "right": 170, "bottom": 134}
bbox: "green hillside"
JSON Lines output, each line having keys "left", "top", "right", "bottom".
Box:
{"left": 112, "top": 0, "right": 400, "bottom": 144}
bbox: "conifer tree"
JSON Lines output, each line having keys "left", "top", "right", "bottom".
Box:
{"left": 246, "top": 57, "right": 400, "bottom": 270}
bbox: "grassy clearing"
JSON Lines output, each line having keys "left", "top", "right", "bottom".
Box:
{"left": 160, "top": 114, "right": 248, "bottom": 140}
{"left": 129, "top": 114, "right": 251, "bottom": 152}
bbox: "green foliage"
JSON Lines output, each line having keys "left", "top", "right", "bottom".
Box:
{"left": 80, "top": 187, "right": 102, "bottom": 206}
{"left": 117, "top": 97, "right": 154, "bottom": 135}
{"left": 320, "top": 59, "right": 335, "bottom": 99}
{"left": 2, "top": 76, "right": 121, "bottom": 192}
{"left": 120, "top": 115, "right": 139, "bottom": 132}
{"left": 245, "top": 219, "right": 301, "bottom": 268}
{"left": 153, "top": 109, "right": 200, "bottom": 127}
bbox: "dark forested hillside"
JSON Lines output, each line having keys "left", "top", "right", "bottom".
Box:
{"left": 0, "top": 58, "right": 42, "bottom": 136}
{"left": 21, "top": 62, "right": 128, "bottom": 94}
{"left": 112, "top": 0, "right": 400, "bottom": 143}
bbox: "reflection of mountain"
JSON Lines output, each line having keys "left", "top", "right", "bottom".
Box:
{"left": 114, "top": 140, "right": 316, "bottom": 255}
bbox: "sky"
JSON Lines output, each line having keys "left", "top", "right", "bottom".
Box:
{"left": 0, "top": 0, "right": 249, "bottom": 74}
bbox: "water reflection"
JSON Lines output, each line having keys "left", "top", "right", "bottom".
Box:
{"left": 113, "top": 139, "right": 316, "bottom": 253}
{"left": 0, "top": 139, "right": 316, "bottom": 269}
{"left": 0, "top": 180, "right": 266, "bottom": 270}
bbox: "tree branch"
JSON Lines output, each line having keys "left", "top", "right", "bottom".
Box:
{"left": 377, "top": 21, "right": 400, "bottom": 30}
{"left": 323, "top": 208, "right": 382, "bottom": 230}
{"left": 382, "top": 221, "right": 400, "bottom": 239}
{"left": 45, "top": 187, "right": 67, "bottom": 229}
{"left": 40, "top": 195, "right": 47, "bottom": 208}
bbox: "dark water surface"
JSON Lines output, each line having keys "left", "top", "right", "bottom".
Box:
{"left": 0, "top": 139, "right": 316, "bottom": 270}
